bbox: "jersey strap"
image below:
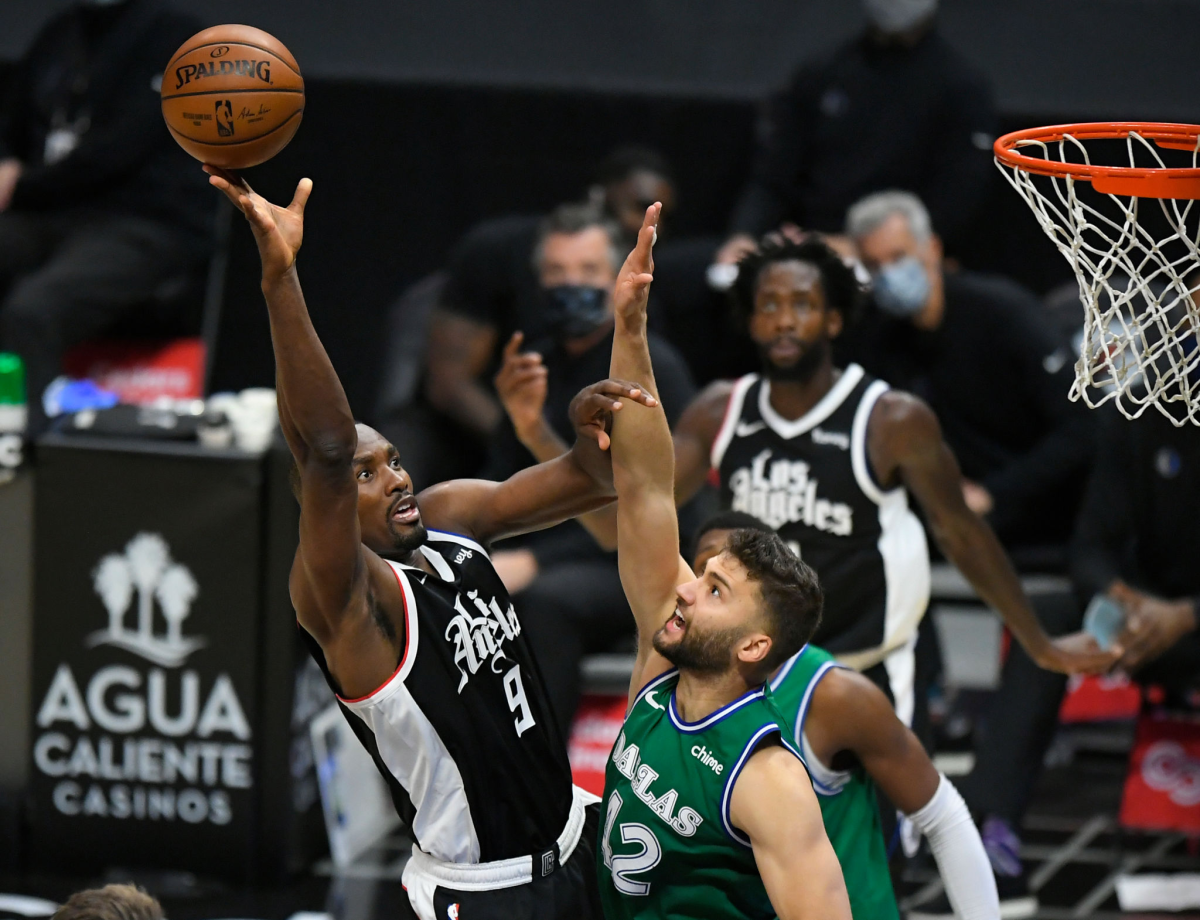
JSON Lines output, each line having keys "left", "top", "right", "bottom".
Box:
{"left": 719, "top": 722, "right": 805, "bottom": 848}
{"left": 336, "top": 560, "right": 421, "bottom": 704}
{"left": 425, "top": 528, "right": 491, "bottom": 560}
{"left": 710, "top": 373, "right": 759, "bottom": 469}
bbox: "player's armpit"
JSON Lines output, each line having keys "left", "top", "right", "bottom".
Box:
{"left": 671, "top": 380, "right": 734, "bottom": 505}
{"left": 289, "top": 548, "right": 405, "bottom": 701}
{"left": 809, "top": 668, "right": 940, "bottom": 815}
{"left": 731, "top": 742, "right": 852, "bottom": 920}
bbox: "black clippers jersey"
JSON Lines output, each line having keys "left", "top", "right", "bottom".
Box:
{"left": 712, "top": 365, "right": 930, "bottom": 658}
{"left": 302, "top": 530, "right": 573, "bottom": 864}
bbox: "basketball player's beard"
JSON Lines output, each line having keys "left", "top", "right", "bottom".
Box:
{"left": 653, "top": 621, "right": 745, "bottom": 674}
{"left": 388, "top": 520, "right": 429, "bottom": 555}
{"left": 759, "top": 336, "right": 830, "bottom": 384}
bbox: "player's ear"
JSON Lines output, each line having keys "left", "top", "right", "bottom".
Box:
{"left": 826, "top": 306, "right": 844, "bottom": 340}
{"left": 928, "top": 233, "right": 944, "bottom": 265}
{"left": 737, "top": 632, "right": 772, "bottom": 668}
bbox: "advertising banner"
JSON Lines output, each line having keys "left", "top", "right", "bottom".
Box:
{"left": 1120, "top": 712, "right": 1200, "bottom": 833}
{"left": 28, "top": 441, "right": 265, "bottom": 877}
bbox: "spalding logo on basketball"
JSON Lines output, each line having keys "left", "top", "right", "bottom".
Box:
{"left": 161, "top": 24, "right": 304, "bottom": 169}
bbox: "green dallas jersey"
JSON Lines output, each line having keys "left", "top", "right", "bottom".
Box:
{"left": 598, "top": 668, "right": 806, "bottom": 920}
{"left": 768, "top": 645, "right": 899, "bottom": 920}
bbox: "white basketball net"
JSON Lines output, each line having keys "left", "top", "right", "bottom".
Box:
{"left": 997, "top": 131, "right": 1200, "bottom": 426}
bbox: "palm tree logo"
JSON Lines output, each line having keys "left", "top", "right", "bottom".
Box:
{"left": 88, "top": 532, "right": 206, "bottom": 667}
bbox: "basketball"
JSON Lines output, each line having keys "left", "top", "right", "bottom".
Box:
{"left": 160, "top": 25, "right": 304, "bottom": 169}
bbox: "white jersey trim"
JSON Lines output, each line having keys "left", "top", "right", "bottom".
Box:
{"left": 794, "top": 660, "right": 853, "bottom": 796}
{"left": 760, "top": 363, "right": 864, "bottom": 441}
{"left": 849, "top": 378, "right": 931, "bottom": 663}
{"left": 337, "top": 560, "right": 421, "bottom": 704}
{"left": 631, "top": 666, "right": 678, "bottom": 710}
{"left": 339, "top": 561, "right": 481, "bottom": 865}
{"left": 426, "top": 528, "right": 491, "bottom": 560}
{"left": 710, "top": 374, "right": 758, "bottom": 470}
{"left": 720, "top": 722, "right": 798, "bottom": 848}
{"left": 668, "top": 685, "right": 766, "bottom": 734}
{"left": 403, "top": 784, "right": 597, "bottom": 915}
{"left": 850, "top": 379, "right": 897, "bottom": 507}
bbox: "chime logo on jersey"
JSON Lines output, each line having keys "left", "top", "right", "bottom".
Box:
{"left": 444, "top": 588, "right": 522, "bottom": 692}
{"left": 727, "top": 448, "right": 853, "bottom": 535}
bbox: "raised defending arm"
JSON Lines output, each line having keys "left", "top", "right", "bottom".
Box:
{"left": 607, "top": 204, "right": 695, "bottom": 699}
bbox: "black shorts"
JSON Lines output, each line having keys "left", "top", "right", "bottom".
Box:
{"left": 404, "top": 803, "right": 602, "bottom": 920}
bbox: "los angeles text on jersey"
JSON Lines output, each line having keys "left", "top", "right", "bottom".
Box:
{"left": 728, "top": 448, "right": 853, "bottom": 535}
{"left": 609, "top": 731, "right": 703, "bottom": 837}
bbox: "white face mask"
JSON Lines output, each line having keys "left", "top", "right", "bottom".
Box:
{"left": 863, "top": 0, "right": 937, "bottom": 33}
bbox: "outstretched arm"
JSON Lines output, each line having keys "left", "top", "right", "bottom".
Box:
{"left": 607, "top": 204, "right": 694, "bottom": 700}
{"left": 808, "top": 669, "right": 998, "bottom": 920}
{"left": 731, "top": 744, "right": 852, "bottom": 920}
{"left": 868, "top": 391, "right": 1120, "bottom": 675}
{"left": 417, "top": 378, "right": 655, "bottom": 544}
{"left": 206, "top": 169, "right": 399, "bottom": 698}
{"left": 494, "top": 331, "right": 620, "bottom": 551}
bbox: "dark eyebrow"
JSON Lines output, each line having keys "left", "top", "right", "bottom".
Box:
{"left": 352, "top": 455, "right": 372, "bottom": 468}
{"left": 710, "top": 570, "right": 733, "bottom": 593}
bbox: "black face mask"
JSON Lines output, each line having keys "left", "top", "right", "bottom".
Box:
{"left": 542, "top": 285, "right": 611, "bottom": 339}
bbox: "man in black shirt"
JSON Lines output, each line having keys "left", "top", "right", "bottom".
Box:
{"left": 844, "top": 190, "right": 1091, "bottom": 550}
{"left": 376, "top": 149, "right": 678, "bottom": 488}
{"left": 716, "top": 0, "right": 995, "bottom": 267}
{"left": 0, "top": 0, "right": 213, "bottom": 431}
{"left": 936, "top": 409, "right": 1200, "bottom": 918}
{"left": 485, "top": 201, "right": 695, "bottom": 731}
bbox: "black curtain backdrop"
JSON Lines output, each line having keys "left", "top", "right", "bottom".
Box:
{"left": 204, "top": 79, "right": 1074, "bottom": 421}
{"left": 206, "top": 80, "right": 760, "bottom": 416}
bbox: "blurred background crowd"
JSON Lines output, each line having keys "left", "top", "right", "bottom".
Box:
{"left": 1, "top": 0, "right": 1199, "bottom": 917}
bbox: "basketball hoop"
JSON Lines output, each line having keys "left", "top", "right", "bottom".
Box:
{"left": 995, "top": 123, "right": 1200, "bottom": 425}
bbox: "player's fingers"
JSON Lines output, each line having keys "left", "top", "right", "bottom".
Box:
{"left": 597, "top": 429, "right": 611, "bottom": 451}
{"left": 289, "top": 177, "right": 313, "bottom": 214}
{"left": 509, "top": 367, "right": 547, "bottom": 390}
{"left": 203, "top": 164, "right": 247, "bottom": 190}
{"left": 502, "top": 331, "right": 524, "bottom": 360}
{"left": 593, "top": 380, "right": 657, "bottom": 406}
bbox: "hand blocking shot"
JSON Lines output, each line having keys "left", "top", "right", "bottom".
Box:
{"left": 597, "top": 203, "right": 852, "bottom": 920}
{"left": 205, "top": 166, "right": 658, "bottom": 920}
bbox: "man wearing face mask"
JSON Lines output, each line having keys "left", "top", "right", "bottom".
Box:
{"left": 716, "top": 0, "right": 995, "bottom": 267}
{"left": 376, "top": 148, "right": 678, "bottom": 489}
{"left": 844, "top": 191, "right": 1093, "bottom": 551}
{"left": 0, "top": 0, "right": 211, "bottom": 433}
{"left": 483, "top": 201, "right": 696, "bottom": 732}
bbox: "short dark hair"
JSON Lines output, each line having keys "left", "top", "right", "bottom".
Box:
{"left": 724, "top": 528, "right": 822, "bottom": 677}
{"left": 595, "top": 145, "right": 675, "bottom": 187}
{"left": 52, "top": 885, "right": 164, "bottom": 920}
{"left": 731, "top": 236, "right": 863, "bottom": 329}
{"left": 696, "top": 511, "right": 775, "bottom": 544}
{"left": 532, "top": 201, "right": 623, "bottom": 274}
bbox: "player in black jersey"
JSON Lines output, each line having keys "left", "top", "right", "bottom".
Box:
{"left": 205, "top": 168, "right": 656, "bottom": 920}
{"left": 670, "top": 236, "right": 1118, "bottom": 698}
{"left": 546, "top": 235, "right": 1118, "bottom": 714}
